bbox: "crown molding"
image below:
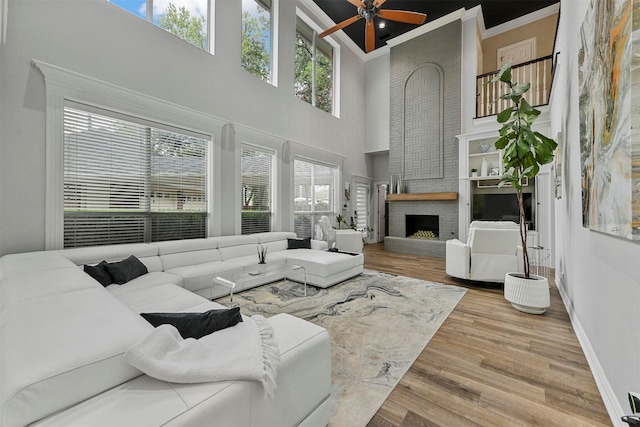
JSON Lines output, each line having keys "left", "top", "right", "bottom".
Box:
{"left": 480, "top": 3, "right": 560, "bottom": 40}
{"left": 299, "top": 0, "right": 367, "bottom": 61}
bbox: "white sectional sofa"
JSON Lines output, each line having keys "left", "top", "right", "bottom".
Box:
{"left": 0, "top": 232, "right": 364, "bottom": 426}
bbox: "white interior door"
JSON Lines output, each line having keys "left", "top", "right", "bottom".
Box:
{"left": 497, "top": 37, "right": 536, "bottom": 69}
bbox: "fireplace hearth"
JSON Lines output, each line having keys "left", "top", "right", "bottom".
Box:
{"left": 406, "top": 215, "right": 439, "bottom": 240}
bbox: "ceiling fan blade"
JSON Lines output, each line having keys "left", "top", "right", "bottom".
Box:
{"left": 373, "top": 0, "right": 388, "bottom": 8}
{"left": 365, "top": 19, "right": 375, "bottom": 53}
{"left": 319, "top": 15, "right": 361, "bottom": 38}
{"left": 377, "top": 10, "right": 427, "bottom": 25}
{"left": 346, "top": 0, "right": 363, "bottom": 8}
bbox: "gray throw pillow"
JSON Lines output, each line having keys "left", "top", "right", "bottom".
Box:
{"left": 287, "top": 237, "right": 311, "bottom": 249}
{"left": 103, "top": 255, "right": 148, "bottom": 284}
{"left": 140, "top": 308, "right": 243, "bottom": 339}
{"left": 83, "top": 260, "right": 112, "bottom": 286}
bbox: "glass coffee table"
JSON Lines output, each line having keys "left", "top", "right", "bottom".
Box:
{"left": 211, "top": 263, "right": 306, "bottom": 301}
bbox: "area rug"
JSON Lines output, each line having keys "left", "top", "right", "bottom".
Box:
{"left": 215, "top": 269, "right": 467, "bottom": 426}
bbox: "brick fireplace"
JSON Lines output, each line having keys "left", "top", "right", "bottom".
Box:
{"left": 384, "top": 21, "right": 461, "bottom": 258}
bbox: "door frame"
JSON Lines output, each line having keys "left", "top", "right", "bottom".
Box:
{"left": 497, "top": 37, "right": 537, "bottom": 69}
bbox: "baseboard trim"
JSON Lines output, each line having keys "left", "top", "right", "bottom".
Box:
{"left": 555, "top": 276, "right": 625, "bottom": 427}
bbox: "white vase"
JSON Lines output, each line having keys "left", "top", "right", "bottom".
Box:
{"left": 503, "top": 272, "right": 550, "bottom": 314}
{"left": 481, "top": 157, "right": 488, "bottom": 177}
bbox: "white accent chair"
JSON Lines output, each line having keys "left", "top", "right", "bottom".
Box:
{"left": 334, "top": 229, "right": 364, "bottom": 253}
{"left": 445, "top": 221, "right": 521, "bottom": 283}
{"left": 318, "top": 216, "right": 336, "bottom": 249}
{"left": 318, "top": 216, "right": 364, "bottom": 253}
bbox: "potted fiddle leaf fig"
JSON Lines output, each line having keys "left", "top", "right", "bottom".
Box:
{"left": 490, "top": 62, "right": 557, "bottom": 314}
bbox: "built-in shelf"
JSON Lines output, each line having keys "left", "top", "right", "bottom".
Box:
{"left": 387, "top": 192, "right": 458, "bottom": 201}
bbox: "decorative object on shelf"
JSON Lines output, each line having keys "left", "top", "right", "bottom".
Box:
{"left": 481, "top": 157, "right": 488, "bottom": 177}
{"left": 471, "top": 168, "right": 478, "bottom": 178}
{"left": 488, "top": 61, "right": 557, "bottom": 314}
{"left": 389, "top": 173, "right": 403, "bottom": 194}
{"left": 335, "top": 214, "right": 347, "bottom": 230}
{"left": 489, "top": 167, "right": 500, "bottom": 176}
{"left": 477, "top": 141, "right": 491, "bottom": 153}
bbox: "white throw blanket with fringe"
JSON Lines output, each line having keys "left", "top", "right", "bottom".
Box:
{"left": 124, "top": 315, "right": 280, "bottom": 399}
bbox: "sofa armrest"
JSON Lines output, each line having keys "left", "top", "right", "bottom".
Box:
{"left": 445, "top": 239, "right": 471, "bottom": 280}
{"left": 311, "top": 239, "right": 329, "bottom": 251}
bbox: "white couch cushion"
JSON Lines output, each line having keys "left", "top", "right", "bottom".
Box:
{"left": 283, "top": 249, "right": 363, "bottom": 277}
{"left": 30, "top": 375, "right": 251, "bottom": 427}
{"left": 210, "top": 235, "right": 259, "bottom": 248}
{"left": 56, "top": 243, "right": 159, "bottom": 267}
{"left": 1, "top": 266, "right": 94, "bottom": 310}
{"left": 155, "top": 239, "right": 221, "bottom": 271}
{"left": 0, "top": 288, "right": 151, "bottom": 427}
{"left": 219, "top": 243, "right": 262, "bottom": 261}
{"left": 0, "top": 252, "right": 76, "bottom": 281}
{"left": 110, "top": 283, "right": 224, "bottom": 314}
{"left": 253, "top": 232, "right": 297, "bottom": 243}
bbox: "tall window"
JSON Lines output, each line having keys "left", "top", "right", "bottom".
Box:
{"left": 242, "top": 0, "right": 274, "bottom": 83}
{"left": 293, "top": 159, "right": 337, "bottom": 239}
{"left": 110, "top": 0, "right": 210, "bottom": 51}
{"left": 241, "top": 145, "right": 273, "bottom": 234}
{"left": 295, "top": 16, "right": 334, "bottom": 114}
{"left": 63, "top": 105, "right": 210, "bottom": 248}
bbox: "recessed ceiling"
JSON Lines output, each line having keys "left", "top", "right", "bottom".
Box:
{"left": 312, "top": 0, "right": 560, "bottom": 53}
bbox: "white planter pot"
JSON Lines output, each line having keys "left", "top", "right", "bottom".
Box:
{"left": 503, "top": 272, "right": 550, "bottom": 314}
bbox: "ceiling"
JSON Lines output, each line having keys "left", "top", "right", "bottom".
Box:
{"left": 312, "top": 0, "right": 559, "bottom": 53}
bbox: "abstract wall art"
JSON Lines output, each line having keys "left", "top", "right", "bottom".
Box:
{"left": 579, "top": 0, "right": 639, "bottom": 241}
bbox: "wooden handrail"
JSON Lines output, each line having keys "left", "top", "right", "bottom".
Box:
{"left": 476, "top": 55, "right": 555, "bottom": 119}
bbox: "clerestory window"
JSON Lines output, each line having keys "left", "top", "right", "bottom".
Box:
{"left": 242, "top": 0, "right": 277, "bottom": 84}
{"left": 294, "top": 15, "right": 334, "bottom": 115}
{"left": 63, "top": 104, "right": 210, "bottom": 248}
{"left": 110, "top": 0, "right": 210, "bottom": 51}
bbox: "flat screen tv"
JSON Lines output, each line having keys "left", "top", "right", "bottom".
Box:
{"left": 472, "top": 193, "right": 535, "bottom": 230}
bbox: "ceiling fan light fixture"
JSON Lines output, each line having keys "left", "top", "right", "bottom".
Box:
{"left": 319, "top": 0, "right": 427, "bottom": 52}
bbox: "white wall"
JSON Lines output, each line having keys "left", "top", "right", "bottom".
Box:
{"left": 0, "top": 0, "right": 367, "bottom": 255}
{"left": 364, "top": 52, "right": 390, "bottom": 153}
{"left": 552, "top": 0, "right": 640, "bottom": 421}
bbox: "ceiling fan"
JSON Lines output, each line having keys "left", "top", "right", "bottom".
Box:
{"left": 319, "top": 0, "right": 427, "bottom": 53}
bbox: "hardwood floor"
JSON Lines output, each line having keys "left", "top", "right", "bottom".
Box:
{"left": 363, "top": 243, "right": 611, "bottom": 427}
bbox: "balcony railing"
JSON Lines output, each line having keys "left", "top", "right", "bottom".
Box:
{"left": 476, "top": 55, "right": 554, "bottom": 119}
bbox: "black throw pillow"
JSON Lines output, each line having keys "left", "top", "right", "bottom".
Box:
{"left": 84, "top": 261, "right": 112, "bottom": 287}
{"left": 103, "top": 255, "right": 148, "bottom": 284}
{"left": 140, "top": 307, "right": 243, "bottom": 339}
{"left": 287, "top": 237, "right": 311, "bottom": 249}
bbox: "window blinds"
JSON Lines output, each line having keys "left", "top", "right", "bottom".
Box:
{"left": 355, "top": 183, "right": 369, "bottom": 230}
{"left": 63, "top": 106, "right": 209, "bottom": 248}
{"left": 241, "top": 145, "right": 272, "bottom": 235}
{"left": 293, "top": 158, "right": 336, "bottom": 239}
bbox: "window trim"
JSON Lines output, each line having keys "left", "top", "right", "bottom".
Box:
{"left": 295, "top": 8, "right": 341, "bottom": 118}
{"left": 292, "top": 156, "right": 340, "bottom": 239}
{"left": 33, "top": 59, "right": 225, "bottom": 249}
{"left": 240, "top": 142, "right": 275, "bottom": 235}
{"left": 234, "top": 124, "right": 283, "bottom": 235}
{"left": 241, "top": 0, "right": 279, "bottom": 86}
{"left": 145, "top": 0, "right": 213, "bottom": 53}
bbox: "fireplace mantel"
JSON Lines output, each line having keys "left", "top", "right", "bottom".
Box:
{"left": 387, "top": 192, "right": 458, "bottom": 202}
